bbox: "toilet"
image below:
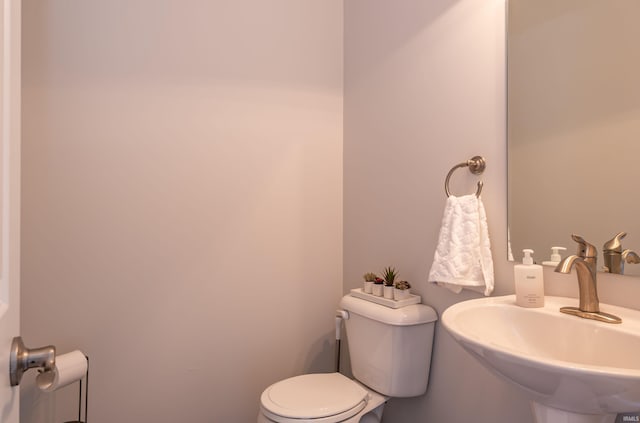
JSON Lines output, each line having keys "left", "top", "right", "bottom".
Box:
{"left": 258, "top": 294, "right": 438, "bottom": 422}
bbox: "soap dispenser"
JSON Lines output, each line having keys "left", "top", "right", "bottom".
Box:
{"left": 514, "top": 249, "right": 544, "bottom": 308}
{"left": 542, "top": 246, "right": 567, "bottom": 267}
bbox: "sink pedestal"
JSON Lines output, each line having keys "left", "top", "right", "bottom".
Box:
{"left": 531, "top": 402, "right": 616, "bottom": 423}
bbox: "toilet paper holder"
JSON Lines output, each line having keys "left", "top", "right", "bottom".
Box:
{"left": 9, "top": 336, "right": 56, "bottom": 386}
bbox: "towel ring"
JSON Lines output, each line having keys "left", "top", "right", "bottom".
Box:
{"left": 444, "top": 156, "right": 486, "bottom": 197}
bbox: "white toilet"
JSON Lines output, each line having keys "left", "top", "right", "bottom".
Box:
{"left": 258, "top": 294, "right": 438, "bottom": 423}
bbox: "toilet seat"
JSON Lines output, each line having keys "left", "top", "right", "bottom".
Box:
{"left": 260, "top": 373, "right": 369, "bottom": 423}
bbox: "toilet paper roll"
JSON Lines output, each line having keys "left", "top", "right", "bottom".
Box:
{"left": 36, "top": 350, "right": 87, "bottom": 392}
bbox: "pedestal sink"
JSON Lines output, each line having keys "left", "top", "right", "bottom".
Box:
{"left": 442, "top": 295, "right": 640, "bottom": 423}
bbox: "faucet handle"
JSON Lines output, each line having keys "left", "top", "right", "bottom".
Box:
{"left": 622, "top": 249, "right": 640, "bottom": 264}
{"left": 571, "top": 234, "right": 597, "bottom": 258}
{"left": 603, "top": 232, "right": 627, "bottom": 253}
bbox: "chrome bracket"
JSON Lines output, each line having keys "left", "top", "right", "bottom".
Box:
{"left": 9, "top": 336, "right": 56, "bottom": 386}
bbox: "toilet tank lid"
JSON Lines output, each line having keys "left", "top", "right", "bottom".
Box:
{"left": 340, "top": 295, "right": 438, "bottom": 326}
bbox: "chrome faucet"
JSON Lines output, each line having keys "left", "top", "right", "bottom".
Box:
{"left": 555, "top": 234, "right": 621, "bottom": 324}
{"left": 603, "top": 232, "right": 626, "bottom": 274}
{"left": 602, "top": 232, "right": 640, "bottom": 274}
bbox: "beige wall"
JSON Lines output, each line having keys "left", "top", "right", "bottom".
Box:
{"left": 21, "top": 1, "right": 640, "bottom": 423}
{"left": 20, "top": 1, "right": 343, "bottom": 422}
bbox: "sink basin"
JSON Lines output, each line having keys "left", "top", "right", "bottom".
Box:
{"left": 442, "top": 295, "right": 640, "bottom": 423}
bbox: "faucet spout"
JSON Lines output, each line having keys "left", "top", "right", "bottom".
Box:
{"left": 555, "top": 255, "right": 599, "bottom": 313}
{"left": 554, "top": 234, "right": 621, "bottom": 323}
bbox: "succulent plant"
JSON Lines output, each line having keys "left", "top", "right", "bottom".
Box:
{"left": 394, "top": 280, "right": 411, "bottom": 290}
{"left": 382, "top": 266, "right": 397, "bottom": 286}
{"left": 374, "top": 277, "right": 384, "bottom": 285}
{"left": 363, "top": 272, "right": 377, "bottom": 282}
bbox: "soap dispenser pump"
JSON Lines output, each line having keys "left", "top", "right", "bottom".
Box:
{"left": 514, "top": 249, "right": 544, "bottom": 308}
{"left": 542, "top": 246, "right": 567, "bottom": 266}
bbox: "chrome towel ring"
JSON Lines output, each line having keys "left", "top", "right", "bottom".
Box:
{"left": 444, "top": 156, "right": 486, "bottom": 197}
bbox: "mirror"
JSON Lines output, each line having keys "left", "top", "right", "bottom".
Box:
{"left": 507, "top": 0, "right": 640, "bottom": 275}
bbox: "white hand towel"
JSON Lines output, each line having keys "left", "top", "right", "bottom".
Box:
{"left": 428, "top": 194, "right": 494, "bottom": 296}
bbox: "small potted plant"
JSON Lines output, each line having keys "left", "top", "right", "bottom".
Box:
{"left": 363, "top": 272, "right": 377, "bottom": 294}
{"left": 372, "top": 276, "right": 385, "bottom": 297}
{"left": 382, "top": 266, "right": 397, "bottom": 299}
{"left": 394, "top": 280, "right": 412, "bottom": 300}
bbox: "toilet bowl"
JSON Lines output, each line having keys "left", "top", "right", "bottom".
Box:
{"left": 257, "top": 294, "right": 437, "bottom": 423}
{"left": 258, "top": 373, "right": 387, "bottom": 423}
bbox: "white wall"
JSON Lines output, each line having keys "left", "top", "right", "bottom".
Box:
{"left": 20, "top": 1, "right": 343, "bottom": 422}
{"left": 343, "top": 1, "right": 532, "bottom": 421}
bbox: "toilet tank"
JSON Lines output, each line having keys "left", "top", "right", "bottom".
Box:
{"left": 339, "top": 294, "right": 438, "bottom": 397}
